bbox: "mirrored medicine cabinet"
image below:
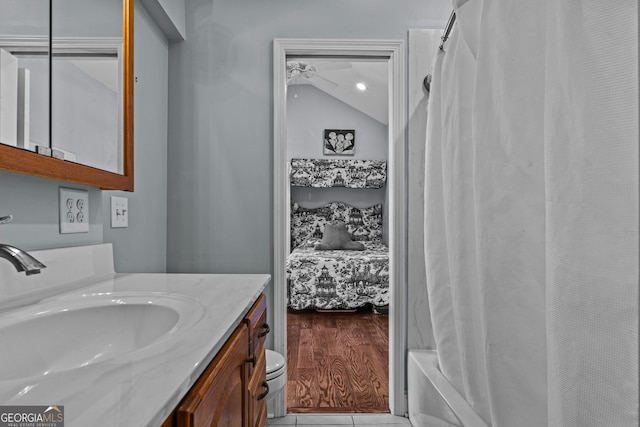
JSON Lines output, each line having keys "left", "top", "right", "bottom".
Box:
{"left": 0, "top": 0, "right": 134, "bottom": 191}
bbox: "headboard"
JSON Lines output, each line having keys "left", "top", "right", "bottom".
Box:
{"left": 290, "top": 158, "right": 387, "bottom": 189}
{"left": 290, "top": 201, "right": 383, "bottom": 249}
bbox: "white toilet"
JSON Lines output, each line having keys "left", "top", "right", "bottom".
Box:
{"left": 265, "top": 349, "right": 287, "bottom": 396}
{"left": 265, "top": 349, "right": 287, "bottom": 416}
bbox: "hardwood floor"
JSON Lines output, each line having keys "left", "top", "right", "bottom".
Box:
{"left": 286, "top": 307, "right": 389, "bottom": 413}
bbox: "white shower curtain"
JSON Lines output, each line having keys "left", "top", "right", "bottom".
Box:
{"left": 424, "top": 1, "right": 638, "bottom": 426}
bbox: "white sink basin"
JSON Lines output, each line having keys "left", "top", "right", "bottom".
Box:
{"left": 0, "top": 292, "right": 205, "bottom": 381}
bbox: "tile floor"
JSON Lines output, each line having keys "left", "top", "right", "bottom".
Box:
{"left": 267, "top": 413, "right": 412, "bottom": 426}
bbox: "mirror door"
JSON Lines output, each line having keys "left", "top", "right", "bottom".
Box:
{"left": 0, "top": 0, "right": 133, "bottom": 191}
{"left": 51, "top": 0, "right": 124, "bottom": 174}
{"left": 0, "top": 1, "right": 49, "bottom": 152}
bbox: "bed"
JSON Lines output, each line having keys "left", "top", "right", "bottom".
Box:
{"left": 287, "top": 201, "right": 390, "bottom": 310}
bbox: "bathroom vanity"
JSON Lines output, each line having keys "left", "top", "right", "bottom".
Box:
{"left": 0, "top": 243, "right": 270, "bottom": 427}
{"left": 162, "top": 294, "right": 269, "bottom": 427}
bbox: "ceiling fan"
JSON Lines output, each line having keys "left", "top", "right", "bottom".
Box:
{"left": 286, "top": 61, "right": 351, "bottom": 89}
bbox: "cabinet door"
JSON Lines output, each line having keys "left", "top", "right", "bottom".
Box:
{"left": 245, "top": 294, "right": 268, "bottom": 427}
{"left": 177, "top": 324, "right": 249, "bottom": 427}
{"left": 247, "top": 350, "right": 267, "bottom": 427}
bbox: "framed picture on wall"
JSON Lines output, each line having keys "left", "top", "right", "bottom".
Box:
{"left": 323, "top": 129, "right": 355, "bottom": 155}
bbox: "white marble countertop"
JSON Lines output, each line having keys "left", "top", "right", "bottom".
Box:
{"left": 0, "top": 272, "right": 270, "bottom": 427}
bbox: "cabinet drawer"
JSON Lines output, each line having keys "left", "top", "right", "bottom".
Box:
{"left": 244, "top": 294, "right": 269, "bottom": 362}
{"left": 163, "top": 293, "right": 269, "bottom": 427}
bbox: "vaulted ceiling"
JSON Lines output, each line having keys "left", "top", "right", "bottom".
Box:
{"left": 287, "top": 58, "right": 389, "bottom": 125}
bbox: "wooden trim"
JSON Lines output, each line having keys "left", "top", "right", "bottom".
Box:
{"left": 122, "top": 0, "right": 134, "bottom": 191}
{"left": 0, "top": 0, "right": 134, "bottom": 192}
{"left": 0, "top": 145, "right": 132, "bottom": 190}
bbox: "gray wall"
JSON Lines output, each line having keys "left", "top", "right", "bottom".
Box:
{"left": 0, "top": 3, "right": 169, "bottom": 274}
{"left": 139, "top": 0, "right": 186, "bottom": 41}
{"left": 102, "top": 4, "right": 169, "bottom": 273}
{"left": 166, "top": 0, "right": 451, "bottom": 346}
{"left": 0, "top": 172, "right": 103, "bottom": 251}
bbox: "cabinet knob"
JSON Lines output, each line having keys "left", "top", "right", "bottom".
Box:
{"left": 258, "top": 323, "right": 270, "bottom": 338}
{"left": 257, "top": 381, "right": 270, "bottom": 401}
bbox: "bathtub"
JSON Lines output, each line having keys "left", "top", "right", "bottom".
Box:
{"left": 407, "top": 350, "right": 489, "bottom": 427}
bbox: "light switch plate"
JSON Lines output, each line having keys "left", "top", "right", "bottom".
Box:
{"left": 59, "top": 187, "right": 89, "bottom": 234}
{"left": 111, "top": 196, "right": 128, "bottom": 228}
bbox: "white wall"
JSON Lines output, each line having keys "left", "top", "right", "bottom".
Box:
{"left": 287, "top": 85, "right": 388, "bottom": 161}
{"left": 406, "top": 29, "right": 442, "bottom": 350}
{"left": 53, "top": 60, "right": 119, "bottom": 172}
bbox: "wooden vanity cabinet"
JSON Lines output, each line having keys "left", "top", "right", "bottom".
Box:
{"left": 177, "top": 324, "right": 249, "bottom": 426}
{"left": 163, "top": 294, "right": 268, "bottom": 427}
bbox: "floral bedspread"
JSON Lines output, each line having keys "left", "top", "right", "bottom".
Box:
{"left": 286, "top": 238, "right": 390, "bottom": 310}
{"left": 290, "top": 201, "right": 383, "bottom": 250}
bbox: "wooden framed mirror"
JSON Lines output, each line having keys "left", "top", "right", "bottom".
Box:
{"left": 0, "top": 0, "right": 134, "bottom": 191}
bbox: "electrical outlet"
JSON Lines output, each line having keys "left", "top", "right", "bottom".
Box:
{"left": 111, "top": 196, "right": 128, "bottom": 228}
{"left": 59, "top": 187, "right": 89, "bottom": 234}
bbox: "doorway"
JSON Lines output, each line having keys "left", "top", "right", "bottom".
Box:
{"left": 272, "top": 38, "right": 406, "bottom": 417}
{"left": 286, "top": 55, "right": 389, "bottom": 413}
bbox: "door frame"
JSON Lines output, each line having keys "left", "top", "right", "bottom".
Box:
{"left": 272, "top": 38, "right": 406, "bottom": 417}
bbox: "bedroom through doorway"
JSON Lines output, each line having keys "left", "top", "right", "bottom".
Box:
{"left": 285, "top": 57, "right": 391, "bottom": 412}
{"left": 273, "top": 39, "right": 406, "bottom": 418}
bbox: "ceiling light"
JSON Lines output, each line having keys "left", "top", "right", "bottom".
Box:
{"left": 356, "top": 82, "right": 367, "bottom": 91}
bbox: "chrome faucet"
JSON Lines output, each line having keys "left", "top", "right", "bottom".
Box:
{"left": 0, "top": 215, "right": 46, "bottom": 275}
